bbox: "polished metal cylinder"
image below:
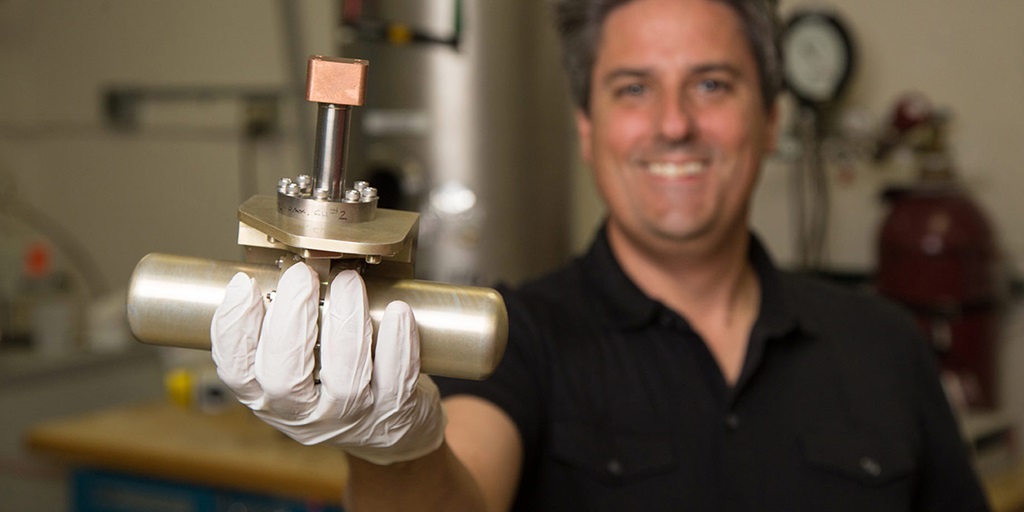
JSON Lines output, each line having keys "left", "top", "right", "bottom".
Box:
{"left": 126, "top": 253, "right": 508, "bottom": 380}
{"left": 311, "top": 104, "right": 352, "bottom": 200}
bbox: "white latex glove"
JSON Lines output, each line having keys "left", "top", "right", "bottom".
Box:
{"left": 210, "top": 262, "right": 446, "bottom": 465}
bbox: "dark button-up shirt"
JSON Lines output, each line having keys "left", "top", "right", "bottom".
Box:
{"left": 436, "top": 228, "right": 990, "bottom": 511}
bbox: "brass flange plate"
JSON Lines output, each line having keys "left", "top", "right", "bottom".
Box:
{"left": 238, "top": 195, "right": 418, "bottom": 257}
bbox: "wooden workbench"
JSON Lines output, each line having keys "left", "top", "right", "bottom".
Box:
{"left": 987, "top": 463, "right": 1024, "bottom": 512}
{"left": 25, "top": 401, "right": 349, "bottom": 504}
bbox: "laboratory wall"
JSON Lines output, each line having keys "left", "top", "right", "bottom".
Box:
{"left": 0, "top": 2, "right": 335, "bottom": 510}
{"left": 0, "top": 1, "right": 336, "bottom": 294}
{"left": 763, "top": 0, "right": 1024, "bottom": 273}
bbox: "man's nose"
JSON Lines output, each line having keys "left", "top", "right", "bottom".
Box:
{"left": 658, "top": 93, "right": 695, "bottom": 142}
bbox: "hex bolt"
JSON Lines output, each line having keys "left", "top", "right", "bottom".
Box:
{"left": 277, "top": 177, "right": 293, "bottom": 193}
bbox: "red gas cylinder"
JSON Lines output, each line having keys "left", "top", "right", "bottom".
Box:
{"left": 876, "top": 168, "right": 1002, "bottom": 410}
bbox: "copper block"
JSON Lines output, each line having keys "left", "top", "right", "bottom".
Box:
{"left": 305, "top": 56, "right": 368, "bottom": 106}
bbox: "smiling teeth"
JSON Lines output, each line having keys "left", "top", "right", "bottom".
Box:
{"left": 648, "top": 161, "right": 705, "bottom": 177}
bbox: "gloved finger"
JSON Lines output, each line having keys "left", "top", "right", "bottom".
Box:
{"left": 371, "top": 300, "right": 421, "bottom": 413}
{"left": 318, "top": 270, "right": 375, "bottom": 417}
{"left": 254, "top": 262, "right": 321, "bottom": 418}
{"left": 211, "top": 272, "right": 266, "bottom": 403}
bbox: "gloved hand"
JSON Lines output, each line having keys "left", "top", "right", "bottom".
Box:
{"left": 210, "top": 262, "right": 446, "bottom": 465}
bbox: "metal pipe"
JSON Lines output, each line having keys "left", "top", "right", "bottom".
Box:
{"left": 126, "top": 253, "right": 507, "bottom": 380}
{"left": 311, "top": 104, "right": 351, "bottom": 200}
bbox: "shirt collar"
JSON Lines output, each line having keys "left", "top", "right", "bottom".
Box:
{"left": 580, "top": 225, "right": 661, "bottom": 330}
{"left": 748, "top": 233, "right": 803, "bottom": 341}
{"left": 580, "top": 225, "right": 803, "bottom": 339}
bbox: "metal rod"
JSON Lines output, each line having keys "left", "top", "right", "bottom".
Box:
{"left": 311, "top": 104, "right": 352, "bottom": 200}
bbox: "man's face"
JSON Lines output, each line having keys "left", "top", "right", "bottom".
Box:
{"left": 577, "top": 0, "right": 778, "bottom": 252}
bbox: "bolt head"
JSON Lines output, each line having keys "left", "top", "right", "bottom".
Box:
{"left": 361, "top": 187, "right": 378, "bottom": 201}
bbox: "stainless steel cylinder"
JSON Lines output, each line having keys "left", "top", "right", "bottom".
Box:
{"left": 126, "top": 253, "right": 507, "bottom": 380}
{"left": 311, "top": 104, "right": 352, "bottom": 200}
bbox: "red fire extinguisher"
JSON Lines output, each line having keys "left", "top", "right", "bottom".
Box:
{"left": 875, "top": 93, "right": 1004, "bottom": 410}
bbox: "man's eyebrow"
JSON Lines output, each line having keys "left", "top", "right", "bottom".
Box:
{"left": 691, "top": 62, "right": 743, "bottom": 77}
{"left": 599, "top": 68, "right": 651, "bottom": 87}
{"left": 600, "top": 62, "right": 744, "bottom": 87}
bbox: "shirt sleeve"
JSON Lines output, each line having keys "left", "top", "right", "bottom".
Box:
{"left": 909, "top": 326, "right": 992, "bottom": 511}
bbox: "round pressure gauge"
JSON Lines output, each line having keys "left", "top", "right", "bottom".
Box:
{"left": 781, "top": 10, "right": 855, "bottom": 107}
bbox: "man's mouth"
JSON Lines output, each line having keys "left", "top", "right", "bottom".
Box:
{"left": 646, "top": 161, "right": 706, "bottom": 178}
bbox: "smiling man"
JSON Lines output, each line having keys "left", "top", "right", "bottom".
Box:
{"left": 211, "top": 0, "right": 991, "bottom": 510}
{"left": 577, "top": 0, "right": 777, "bottom": 385}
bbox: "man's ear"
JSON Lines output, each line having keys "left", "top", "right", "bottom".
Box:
{"left": 575, "top": 108, "right": 593, "bottom": 165}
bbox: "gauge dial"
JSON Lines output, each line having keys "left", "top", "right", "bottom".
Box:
{"left": 781, "top": 11, "right": 855, "bottom": 107}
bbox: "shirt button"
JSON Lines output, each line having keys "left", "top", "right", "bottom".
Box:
{"left": 606, "top": 458, "right": 624, "bottom": 476}
{"left": 860, "top": 456, "right": 882, "bottom": 477}
{"left": 724, "top": 413, "right": 740, "bottom": 430}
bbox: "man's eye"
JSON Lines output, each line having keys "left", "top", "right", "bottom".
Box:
{"left": 697, "top": 79, "right": 730, "bottom": 94}
{"left": 616, "top": 83, "right": 646, "bottom": 97}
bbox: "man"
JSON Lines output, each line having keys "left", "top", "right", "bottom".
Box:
{"left": 210, "top": 0, "right": 991, "bottom": 510}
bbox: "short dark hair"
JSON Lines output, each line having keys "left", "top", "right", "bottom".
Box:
{"left": 552, "top": 0, "right": 782, "bottom": 113}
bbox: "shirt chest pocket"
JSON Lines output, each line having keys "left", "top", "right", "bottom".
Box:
{"left": 801, "top": 424, "right": 917, "bottom": 486}
{"left": 550, "top": 422, "right": 677, "bottom": 484}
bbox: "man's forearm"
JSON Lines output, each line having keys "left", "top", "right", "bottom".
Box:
{"left": 344, "top": 441, "right": 490, "bottom": 511}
